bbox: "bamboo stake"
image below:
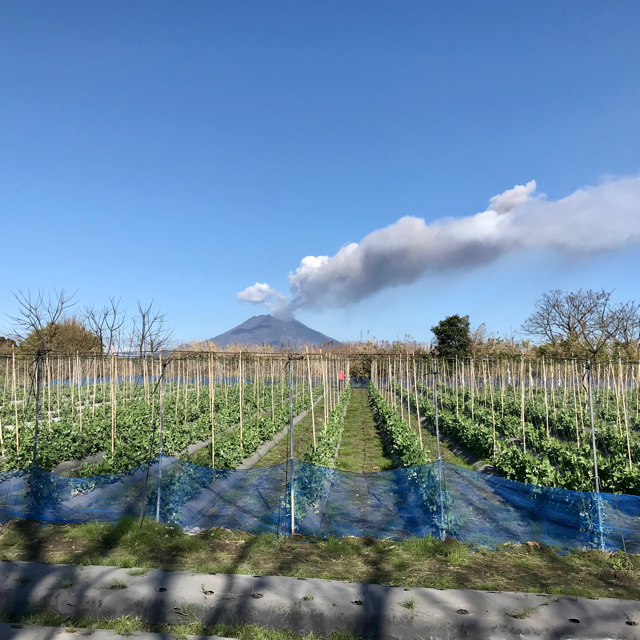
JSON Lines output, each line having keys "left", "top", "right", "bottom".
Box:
{"left": 520, "top": 357, "right": 526, "bottom": 453}
{"left": 606, "top": 361, "right": 611, "bottom": 414}
{"left": 209, "top": 354, "right": 215, "bottom": 468}
{"left": 470, "top": 359, "right": 475, "bottom": 420}
{"left": 406, "top": 356, "right": 411, "bottom": 430}
{"left": 78, "top": 355, "right": 83, "bottom": 433}
{"left": 47, "top": 355, "right": 51, "bottom": 425}
{"left": 572, "top": 361, "right": 580, "bottom": 447}
{"left": 542, "top": 357, "right": 550, "bottom": 437}
{"left": 575, "top": 360, "right": 585, "bottom": 434}
{"left": 69, "top": 356, "right": 75, "bottom": 415}
{"left": 224, "top": 356, "right": 228, "bottom": 408}
{"left": 239, "top": 354, "right": 243, "bottom": 449}
{"left": 306, "top": 350, "right": 316, "bottom": 451}
{"left": 551, "top": 360, "right": 557, "bottom": 419}
{"left": 613, "top": 366, "right": 622, "bottom": 436}
{"left": 281, "top": 356, "right": 284, "bottom": 408}
{"left": 620, "top": 360, "right": 632, "bottom": 469}
{"left": 12, "top": 348, "right": 18, "bottom": 455}
{"left": 271, "top": 357, "right": 275, "bottom": 422}
{"left": 184, "top": 361, "right": 188, "bottom": 428}
{"left": 196, "top": 360, "right": 200, "bottom": 410}
{"left": 413, "top": 358, "right": 423, "bottom": 449}
{"left": 110, "top": 353, "right": 115, "bottom": 457}
{"left": 322, "top": 355, "right": 327, "bottom": 434}
{"left": 500, "top": 360, "right": 505, "bottom": 417}
{"left": 256, "top": 356, "right": 260, "bottom": 423}
{"left": 175, "top": 359, "right": 180, "bottom": 418}
{"left": 399, "top": 356, "right": 404, "bottom": 420}
{"left": 488, "top": 360, "right": 496, "bottom": 454}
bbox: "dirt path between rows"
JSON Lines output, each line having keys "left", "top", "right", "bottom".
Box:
{"left": 334, "top": 389, "right": 394, "bottom": 473}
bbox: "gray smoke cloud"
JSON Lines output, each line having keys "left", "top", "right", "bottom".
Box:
{"left": 236, "top": 176, "right": 640, "bottom": 316}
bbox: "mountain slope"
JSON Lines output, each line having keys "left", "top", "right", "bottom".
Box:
{"left": 208, "top": 315, "right": 339, "bottom": 347}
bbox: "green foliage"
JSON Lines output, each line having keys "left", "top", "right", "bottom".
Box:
{"left": 367, "top": 382, "right": 429, "bottom": 466}
{"left": 0, "top": 378, "right": 322, "bottom": 475}
{"left": 431, "top": 315, "right": 471, "bottom": 359}
{"left": 0, "top": 337, "right": 17, "bottom": 355}
{"left": 412, "top": 381, "right": 640, "bottom": 496}
{"left": 17, "top": 317, "right": 103, "bottom": 355}
{"left": 303, "top": 386, "right": 351, "bottom": 467}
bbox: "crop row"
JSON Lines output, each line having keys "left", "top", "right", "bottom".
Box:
{"left": 0, "top": 380, "right": 320, "bottom": 474}
{"left": 398, "top": 383, "right": 640, "bottom": 495}
{"left": 303, "top": 386, "right": 351, "bottom": 467}
{"left": 368, "top": 382, "right": 429, "bottom": 467}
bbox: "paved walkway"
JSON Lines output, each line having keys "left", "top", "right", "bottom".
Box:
{"left": 0, "top": 560, "right": 638, "bottom": 639}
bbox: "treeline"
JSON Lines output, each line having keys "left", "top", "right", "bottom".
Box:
{"left": 0, "top": 290, "right": 172, "bottom": 356}
{"left": 3, "top": 287, "right": 639, "bottom": 363}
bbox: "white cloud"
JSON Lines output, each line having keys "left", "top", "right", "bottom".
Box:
{"left": 236, "top": 282, "right": 276, "bottom": 304}
{"left": 239, "top": 175, "right": 640, "bottom": 314}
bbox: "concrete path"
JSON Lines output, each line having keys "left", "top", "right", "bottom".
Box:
{"left": 0, "top": 560, "right": 638, "bottom": 639}
{"left": 0, "top": 623, "right": 230, "bottom": 639}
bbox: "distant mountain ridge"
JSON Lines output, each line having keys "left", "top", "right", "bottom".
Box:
{"left": 206, "top": 314, "right": 339, "bottom": 348}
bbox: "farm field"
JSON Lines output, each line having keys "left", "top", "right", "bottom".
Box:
{"left": 2, "top": 352, "right": 640, "bottom": 494}
{"left": 371, "top": 356, "right": 640, "bottom": 495}
{"left": 2, "top": 352, "right": 640, "bottom": 558}
{"left": 0, "top": 354, "right": 348, "bottom": 475}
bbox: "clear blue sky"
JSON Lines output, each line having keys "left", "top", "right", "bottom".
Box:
{"left": 1, "top": 1, "right": 639, "bottom": 343}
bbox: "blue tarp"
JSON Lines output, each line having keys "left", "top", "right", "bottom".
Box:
{"left": 0, "top": 457, "right": 637, "bottom": 552}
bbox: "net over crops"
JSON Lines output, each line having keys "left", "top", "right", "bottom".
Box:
{"left": 0, "top": 456, "right": 638, "bottom": 552}
{"left": 2, "top": 352, "right": 640, "bottom": 552}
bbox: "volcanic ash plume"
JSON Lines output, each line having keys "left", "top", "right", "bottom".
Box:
{"left": 236, "top": 175, "right": 640, "bottom": 316}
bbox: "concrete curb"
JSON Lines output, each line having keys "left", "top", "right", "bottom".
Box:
{"left": 0, "top": 560, "right": 638, "bottom": 639}
{"left": 0, "top": 622, "right": 231, "bottom": 639}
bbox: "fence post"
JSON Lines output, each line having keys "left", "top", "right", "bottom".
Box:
{"left": 288, "top": 355, "right": 295, "bottom": 536}
{"left": 156, "top": 357, "right": 166, "bottom": 523}
{"left": 586, "top": 360, "right": 605, "bottom": 551}
{"left": 31, "top": 352, "right": 42, "bottom": 469}
{"left": 434, "top": 360, "right": 446, "bottom": 541}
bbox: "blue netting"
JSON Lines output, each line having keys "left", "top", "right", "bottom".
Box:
{"left": 1, "top": 457, "right": 638, "bottom": 552}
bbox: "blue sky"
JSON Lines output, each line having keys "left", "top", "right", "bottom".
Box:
{"left": 1, "top": 1, "right": 639, "bottom": 344}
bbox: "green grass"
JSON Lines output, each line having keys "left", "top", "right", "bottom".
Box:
{"left": 334, "top": 389, "right": 394, "bottom": 473}
{"left": 254, "top": 396, "right": 327, "bottom": 467}
{"left": 510, "top": 607, "right": 536, "bottom": 619}
{"left": 0, "top": 608, "right": 361, "bottom": 640}
{"left": 2, "top": 516, "right": 640, "bottom": 600}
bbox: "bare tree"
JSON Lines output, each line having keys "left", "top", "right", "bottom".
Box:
{"left": 129, "top": 300, "right": 173, "bottom": 357}
{"left": 611, "top": 300, "right": 640, "bottom": 355}
{"left": 6, "top": 288, "right": 76, "bottom": 354}
{"left": 82, "top": 297, "right": 127, "bottom": 354}
{"left": 523, "top": 289, "right": 624, "bottom": 358}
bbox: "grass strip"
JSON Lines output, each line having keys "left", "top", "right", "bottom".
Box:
{"left": 1, "top": 516, "right": 639, "bottom": 601}
{"left": 334, "top": 389, "right": 394, "bottom": 473}
{"left": 0, "top": 608, "right": 359, "bottom": 640}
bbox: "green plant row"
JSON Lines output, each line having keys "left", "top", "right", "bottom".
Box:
{"left": 0, "top": 381, "right": 319, "bottom": 474}
{"left": 303, "top": 386, "right": 351, "bottom": 467}
{"left": 183, "top": 385, "right": 325, "bottom": 471}
{"left": 406, "top": 384, "right": 640, "bottom": 495}
{"left": 368, "top": 382, "right": 429, "bottom": 467}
